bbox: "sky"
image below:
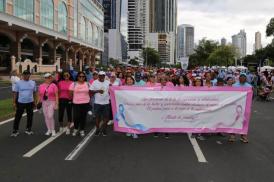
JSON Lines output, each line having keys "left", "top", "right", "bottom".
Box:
{"left": 177, "top": 0, "right": 274, "bottom": 54}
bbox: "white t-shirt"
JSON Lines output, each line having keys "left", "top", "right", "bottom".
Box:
{"left": 90, "top": 79, "right": 110, "bottom": 105}
{"left": 11, "top": 76, "right": 20, "bottom": 91}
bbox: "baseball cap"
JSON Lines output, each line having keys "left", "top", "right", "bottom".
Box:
{"left": 98, "top": 71, "right": 106, "bottom": 76}
{"left": 44, "top": 73, "right": 52, "bottom": 78}
{"left": 22, "top": 70, "right": 31, "bottom": 75}
{"left": 240, "top": 73, "right": 247, "bottom": 77}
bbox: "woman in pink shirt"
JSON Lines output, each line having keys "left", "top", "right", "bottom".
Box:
{"left": 38, "top": 73, "right": 58, "bottom": 137}
{"left": 69, "top": 72, "right": 90, "bottom": 137}
{"left": 146, "top": 74, "right": 161, "bottom": 87}
{"left": 58, "top": 72, "right": 73, "bottom": 135}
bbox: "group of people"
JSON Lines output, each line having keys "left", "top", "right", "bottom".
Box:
{"left": 9, "top": 65, "right": 274, "bottom": 144}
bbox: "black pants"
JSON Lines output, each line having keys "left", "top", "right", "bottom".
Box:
{"left": 73, "top": 103, "right": 89, "bottom": 131}
{"left": 13, "top": 102, "right": 34, "bottom": 131}
{"left": 59, "top": 99, "right": 72, "bottom": 124}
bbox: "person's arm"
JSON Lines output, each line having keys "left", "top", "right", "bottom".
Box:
{"left": 55, "top": 86, "right": 59, "bottom": 110}
{"left": 89, "top": 83, "right": 103, "bottom": 94}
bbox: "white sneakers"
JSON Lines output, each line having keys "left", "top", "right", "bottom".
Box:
{"left": 72, "top": 129, "right": 78, "bottom": 136}
{"left": 80, "top": 131, "right": 85, "bottom": 137}
{"left": 45, "top": 130, "right": 51, "bottom": 136}
{"left": 65, "top": 128, "right": 70, "bottom": 135}
{"left": 45, "top": 130, "right": 56, "bottom": 137}
{"left": 107, "top": 120, "right": 114, "bottom": 125}
{"left": 88, "top": 111, "right": 93, "bottom": 115}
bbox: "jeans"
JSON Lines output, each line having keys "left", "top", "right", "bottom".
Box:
{"left": 73, "top": 103, "right": 89, "bottom": 131}
{"left": 13, "top": 102, "right": 34, "bottom": 131}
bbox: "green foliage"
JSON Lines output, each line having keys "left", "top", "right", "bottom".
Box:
{"left": 142, "top": 47, "right": 160, "bottom": 66}
{"left": 266, "top": 18, "right": 274, "bottom": 37}
{"left": 0, "top": 98, "right": 14, "bottom": 121}
{"left": 109, "top": 58, "right": 120, "bottom": 67}
{"left": 128, "top": 59, "right": 139, "bottom": 66}
{"left": 189, "top": 38, "right": 237, "bottom": 67}
{"left": 207, "top": 45, "right": 237, "bottom": 66}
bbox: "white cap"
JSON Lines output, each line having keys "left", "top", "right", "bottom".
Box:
{"left": 58, "top": 69, "right": 63, "bottom": 72}
{"left": 98, "top": 71, "right": 106, "bottom": 75}
{"left": 44, "top": 73, "right": 52, "bottom": 78}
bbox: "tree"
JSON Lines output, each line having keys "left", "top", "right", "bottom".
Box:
{"left": 266, "top": 18, "right": 274, "bottom": 37}
{"left": 190, "top": 38, "right": 218, "bottom": 66}
{"left": 142, "top": 47, "right": 160, "bottom": 66}
{"left": 109, "top": 58, "right": 119, "bottom": 67}
{"left": 128, "top": 59, "right": 139, "bottom": 66}
{"left": 207, "top": 45, "right": 237, "bottom": 66}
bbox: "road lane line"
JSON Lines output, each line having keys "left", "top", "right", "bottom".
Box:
{"left": 23, "top": 131, "right": 64, "bottom": 158}
{"left": 65, "top": 127, "right": 96, "bottom": 161}
{"left": 187, "top": 133, "right": 208, "bottom": 163}
{"left": 0, "top": 110, "right": 38, "bottom": 126}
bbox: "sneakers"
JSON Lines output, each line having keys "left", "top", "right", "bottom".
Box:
{"left": 11, "top": 131, "right": 19, "bottom": 137}
{"left": 59, "top": 127, "right": 64, "bottom": 132}
{"left": 132, "top": 133, "right": 138, "bottom": 139}
{"left": 154, "top": 133, "right": 159, "bottom": 138}
{"left": 88, "top": 111, "right": 93, "bottom": 116}
{"left": 80, "top": 130, "right": 85, "bottom": 137}
{"left": 102, "top": 130, "right": 107, "bottom": 137}
{"left": 126, "top": 133, "right": 131, "bottom": 137}
{"left": 51, "top": 130, "right": 56, "bottom": 137}
{"left": 25, "top": 129, "right": 34, "bottom": 135}
{"left": 164, "top": 133, "right": 169, "bottom": 139}
{"left": 65, "top": 128, "right": 70, "bottom": 135}
{"left": 72, "top": 129, "right": 78, "bottom": 137}
{"left": 45, "top": 130, "right": 51, "bottom": 136}
{"left": 107, "top": 120, "right": 114, "bottom": 125}
{"left": 95, "top": 129, "right": 101, "bottom": 136}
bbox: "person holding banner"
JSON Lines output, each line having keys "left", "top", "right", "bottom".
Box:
{"left": 230, "top": 73, "right": 252, "bottom": 143}
{"left": 90, "top": 71, "right": 110, "bottom": 136}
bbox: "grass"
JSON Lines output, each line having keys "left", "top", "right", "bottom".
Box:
{"left": 0, "top": 98, "right": 14, "bottom": 122}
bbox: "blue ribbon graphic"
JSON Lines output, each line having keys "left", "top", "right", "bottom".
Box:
{"left": 115, "top": 104, "right": 148, "bottom": 131}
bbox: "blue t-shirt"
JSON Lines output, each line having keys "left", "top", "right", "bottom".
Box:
{"left": 14, "top": 80, "right": 37, "bottom": 103}
{"left": 134, "top": 80, "right": 146, "bottom": 86}
{"left": 233, "top": 82, "right": 252, "bottom": 88}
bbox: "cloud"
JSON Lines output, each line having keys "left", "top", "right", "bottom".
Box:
{"left": 177, "top": 0, "right": 274, "bottom": 54}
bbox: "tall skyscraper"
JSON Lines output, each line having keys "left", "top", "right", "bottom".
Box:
{"left": 221, "top": 38, "right": 227, "bottom": 46}
{"left": 232, "top": 30, "right": 247, "bottom": 58}
{"left": 255, "top": 31, "right": 262, "bottom": 51}
{"left": 177, "top": 24, "right": 194, "bottom": 59}
{"left": 99, "top": 0, "right": 123, "bottom": 65}
{"left": 127, "top": 0, "right": 177, "bottom": 64}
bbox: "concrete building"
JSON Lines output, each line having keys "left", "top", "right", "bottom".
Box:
{"left": 0, "top": 0, "right": 104, "bottom": 74}
{"left": 99, "top": 0, "right": 123, "bottom": 65}
{"left": 254, "top": 31, "right": 262, "bottom": 51}
{"left": 177, "top": 24, "right": 194, "bottom": 59}
{"left": 221, "top": 38, "right": 227, "bottom": 46}
{"left": 232, "top": 30, "right": 247, "bottom": 58}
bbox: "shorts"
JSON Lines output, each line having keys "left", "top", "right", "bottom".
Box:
{"left": 94, "top": 104, "right": 110, "bottom": 119}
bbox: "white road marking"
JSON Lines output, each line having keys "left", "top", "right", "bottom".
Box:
{"left": 0, "top": 110, "right": 38, "bottom": 126}
{"left": 23, "top": 131, "right": 64, "bottom": 158}
{"left": 0, "top": 86, "right": 11, "bottom": 89}
{"left": 188, "top": 133, "right": 208, "bottom": 163}
{"left": 65, "top": 127, "right": 96, "bottom": 161}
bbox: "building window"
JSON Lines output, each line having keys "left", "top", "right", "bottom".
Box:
{"left": 73, "top": 0, "right": 78, "bottom": 37}
{"left": 0, "top": 0, "right": 5, "bottom": 12}
{"left": 58, "top": 1, "right": 67, "bottom": 34}
{"left": 88, "top": 22, "right": 93, "bottom": 43}
{"left": 80, "top": 16, "right": 86, "bottom": 40}
{"left": 14, "top": 0, "right": 34, "bottom": 22}
{"left": 93, "top": 26, "right": 98, "bottom": 46}
{"left": 40, "top": 0, "right": 54, "bottom": 29}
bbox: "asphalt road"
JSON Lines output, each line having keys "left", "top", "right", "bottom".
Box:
{"left": 0, "top": 100, "right": 274, "bottom": 182}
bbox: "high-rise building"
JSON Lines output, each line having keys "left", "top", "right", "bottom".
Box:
{"left": 99, "top": 0, "right": 123, "bottom": 65}
{"left": 221, "top": 38, "right": 227, "bottom": 46}
{"left": 127, "top": 0, "right": 177, "bottom": 64}
{"left": 177, "top": 24, "right": 194, "bottom": 59}
{"left": 232, "top": 30, "right": 247, "bottom": 58}
{"left": 255, "top": 31, "right": 262, "bottom": 51}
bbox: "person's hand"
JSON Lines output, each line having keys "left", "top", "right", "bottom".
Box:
{"left": 98, "top": 90, "right": 104, "bottom": 94}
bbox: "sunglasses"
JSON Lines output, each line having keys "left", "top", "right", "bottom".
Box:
{"left": 78, "top": 75, "right": 86, "bottom": 78}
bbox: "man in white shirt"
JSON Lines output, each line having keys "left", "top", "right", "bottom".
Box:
{"left": 90, "top": 71, "right": 110, "bottom": 136}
